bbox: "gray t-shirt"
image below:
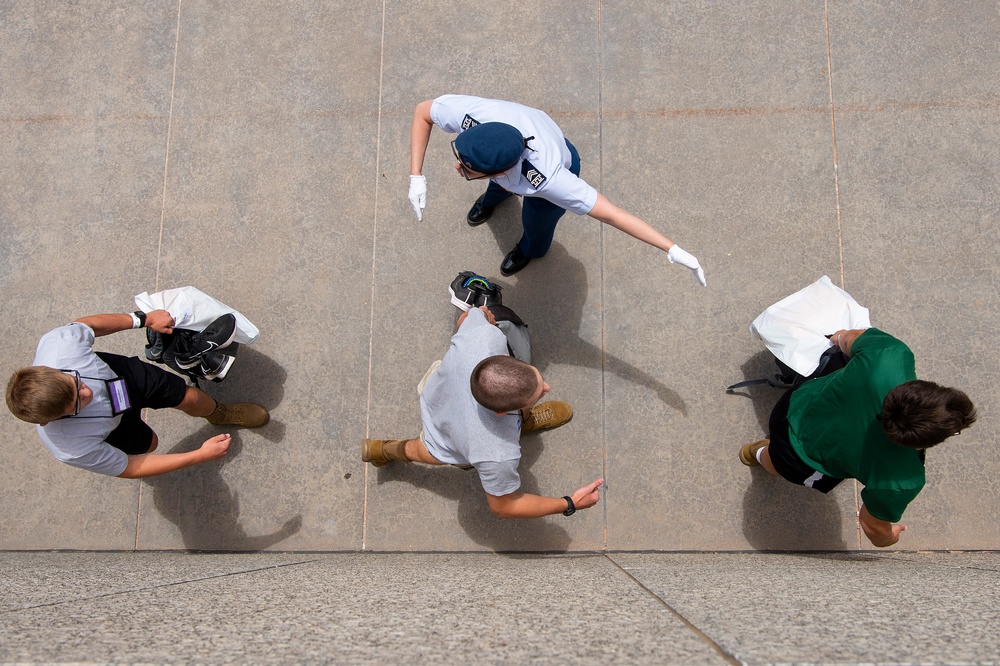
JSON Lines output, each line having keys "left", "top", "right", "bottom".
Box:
{"left": 33, "top": 323, "right": 129, "bottom": 476}
{"left": 420, "top": 308, "right": 522, "bottom": 496}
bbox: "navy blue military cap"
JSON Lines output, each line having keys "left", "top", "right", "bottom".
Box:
{"left": 454, "top": 122, "right": 525, "bottom": 174}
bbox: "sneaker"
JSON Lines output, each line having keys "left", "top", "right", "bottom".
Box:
{"left": 200, "top": 350, "right": 236, "bottom": 382}
{"left": 521, "top": 401, "right": 573, "bottom": 433}
{"left": 473, "top": 280, "right": 503, "bottom": 308}
{"left": 449, "top": 272, "right": 497, "bottom": 312}
{"left": 739, "top": 439, "right": 770, "bottom": 466}
{"left": 175, "top": 313, "right": 238, "bottom": 369}
{"left": 144, "top": 329, "right": 165, "bottom": 362}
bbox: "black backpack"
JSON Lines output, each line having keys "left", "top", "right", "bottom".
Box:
{"left": 727, "top": 345, "right": 848, "bottom": 391}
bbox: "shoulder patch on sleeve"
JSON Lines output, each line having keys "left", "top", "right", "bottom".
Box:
{"left": 521, "top": 159, "right": 547, "bottom": 188}
{"left": 461, "top": 114, "right": 480, "bottom": 130}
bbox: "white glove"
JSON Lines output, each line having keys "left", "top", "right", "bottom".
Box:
{"left": 408, "top": 175, "right": 427, "bottom": 221}
{"left": 667, "top": 245, "right": 707, "bottom": 287}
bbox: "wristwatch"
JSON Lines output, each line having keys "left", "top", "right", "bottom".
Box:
{"left": 562, "top": 496, "right": 576, "bottom": 517}
{"left": 133, "top": 311, "right": 147, "bottom": 328}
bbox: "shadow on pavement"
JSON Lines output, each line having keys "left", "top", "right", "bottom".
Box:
{"left": 731, "top": 354, "right": 849, "bottom": 550}
{"left": 741, "top": 470, "right": 848, "bottom": 550}
{"left": 143, "top": 348, "right": 299, "bottom": 550}
{"left": 505, "top": 240, "right": 687, "bottom": 415}
{"left": 201, "top": 346, "right": 288, "bottom": 444}
{"left": 377, "top": 436, "right": 572, "bottom": 552}
{"left": 726, "top": 349, "right": 782, "bottom": 432}
{"left": 144, "top": 427, "right": 303, "bottom": 550}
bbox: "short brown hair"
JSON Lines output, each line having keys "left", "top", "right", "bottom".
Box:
{"left": 6, "top": 367, "right": 75, "bottom": 424}
{"left": 881, "top": 380, "right": 977, "bottom": 449}
{"left": 470, "top": 356, "right": 539, "bottom": 413}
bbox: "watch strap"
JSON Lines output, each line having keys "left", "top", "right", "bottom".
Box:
{"left": 562, "top": 496, "right": 576, "bottom": 516}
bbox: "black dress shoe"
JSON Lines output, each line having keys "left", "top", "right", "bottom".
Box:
{"left": 500, "top": 245, "right": 532, "bottom": 276}
{"left": 467, "top": 193, "right": 495, "bottom": 226}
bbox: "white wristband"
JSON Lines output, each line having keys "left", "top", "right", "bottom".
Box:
{"left": 129, "top": 312, "right": 142, "bottom": 329}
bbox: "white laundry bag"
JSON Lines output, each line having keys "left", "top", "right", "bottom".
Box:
{"left": 134, "top": 286, "right": 260, "bottom": 344}
{"left": 750, "top": 276, "right": 870, "bottom": 377}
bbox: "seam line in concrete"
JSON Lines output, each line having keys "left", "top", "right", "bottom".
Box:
{"left": 604, "top": 555, "right": 743, "bottom": 665}
{"left": 824, "top": 0, "right": 845, "bottom": 291}
{"left": 0, "top": 558, "right": 324, "bottom": 615}
{"left": 134, "top": 0, "right": 184, "bottom": 553}
{"left": 362, "top": 0, "right": 389, "bottom": 552}
{"left": 597, "top": 0, "right": 608, "bottom": 551}
{"left": 823, "top": 2, "right": 864, "bottom": 551}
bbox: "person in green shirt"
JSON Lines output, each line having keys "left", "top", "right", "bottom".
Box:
{"left": 740, "top": 328, "right": 977, "bottom": 547}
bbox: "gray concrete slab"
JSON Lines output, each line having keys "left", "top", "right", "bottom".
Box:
{"left": 833, "top": 106, "right": 1000, "bottom": 550}
{"left": 0, "top": 1, "right": 176, "bottom": 119}
{"left": 0, "top": 0, "right": 172, "bottom": 550}
{"left": 613, "top": 551, "right": 1000, "bottom": 665}
{"left": 0, "top": 551, "right": 314, "bottom": 612}
{"left": 828, "top": 0, "right": 1000, "bottom": 106}
{"left": 825, "top": 0, "right": 1000, "bottom": 550}
{"left": 0, "top": 552, "right": 729, "bottom": 664}
{"left": 598, "top": 0, "right": 861, "bottom": 550}
{"left": 131, "top": 0, "right": 384, "bottom": 551}
{"left": 602, "top": 1, "right": 831, "bottom": 112}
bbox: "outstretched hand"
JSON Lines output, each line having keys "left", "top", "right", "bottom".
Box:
{"left": 199, "top": 433, "right": 231, "bottom": 462}
{"left": 667, "top": 245, "right": 707, "bottom": 287}
{"left": 571, "top": 478, "right": 605, "bottom": 510}
{"left": 409, "top": 175, "right": 427, "bottom": 221}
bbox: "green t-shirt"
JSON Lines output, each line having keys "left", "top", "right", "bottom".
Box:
{"left": 786, "top": 328, "right": 923, "bottom": 523}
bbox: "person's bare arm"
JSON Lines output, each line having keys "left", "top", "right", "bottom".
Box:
{"left": 75, "top": 310, "right": 175, "bottom": 337}
{"left": 831, "top": 329, "right": 867, "bottom": 357}
{"left": 859, "top": 504, "right": 907, "bottom": 547}
{"left": 117, "top": 434, "right": 230, "bottom": 479}
{"left": 485, "top": 478, "right": 604, "bottom": 519}
{"left": 587, "top": 193, "right": 675, "bottom": 253}
{"left": 410, "top": 99, "right": 435, "bottom": 176}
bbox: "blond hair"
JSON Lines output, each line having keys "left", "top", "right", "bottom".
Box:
{"left": 6, "top": 367, "right": 75, "bottom": 424}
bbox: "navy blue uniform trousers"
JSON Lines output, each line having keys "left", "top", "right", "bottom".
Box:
{"left": 479, "top": 139, "right": 582, "bottom": 258}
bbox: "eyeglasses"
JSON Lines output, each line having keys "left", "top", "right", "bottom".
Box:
{"left": 451, "top": 140, "right": 492, "bottom": 181}
{"left": 60, "top": 369, "right": 82, "bottom": 418}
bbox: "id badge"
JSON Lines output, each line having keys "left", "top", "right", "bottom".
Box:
{"left": 106, "top": 378, "right": 133, "bottom": 416}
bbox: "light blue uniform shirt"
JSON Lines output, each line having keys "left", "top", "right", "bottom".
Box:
{"left": 431, "top": 94, "right": 599, "bottom": 216}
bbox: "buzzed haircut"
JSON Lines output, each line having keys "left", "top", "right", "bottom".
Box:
{"left": 881, "top": 380, "right": 977, "bottom": 449}
{"left": 470, "top": 355, "right": 539, "bottom": 413}
{"left": 6, "top": 366, "right": 75, "bottom": 424}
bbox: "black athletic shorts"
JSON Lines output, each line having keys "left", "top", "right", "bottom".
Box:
{"left": 768, "top": 388, "right": 844, "bottom": 494}
{"left": 96, "top": 352, "right": 187, "bottom": 455}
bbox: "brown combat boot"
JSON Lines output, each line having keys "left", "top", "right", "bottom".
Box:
{"left": 520, "top": 401, "right": 573, "bottom": 433}
{"left": 204, "top": 402, "right": 269, "bottom": 427}
{"left": 739, "top": 439, "right": 770, "bottom": 466}
{"left": 362, "top": 439, "right": 410, "bottom": 467}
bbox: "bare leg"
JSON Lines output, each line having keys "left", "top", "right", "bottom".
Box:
{"left": 174, "top": 386, "right": 216, "bottom": 418}
{"left": 758, "top": 445, "right": 781, "bottom": 477}
{"left": 403, "top": 438, "right": 445, "bottom": 465}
